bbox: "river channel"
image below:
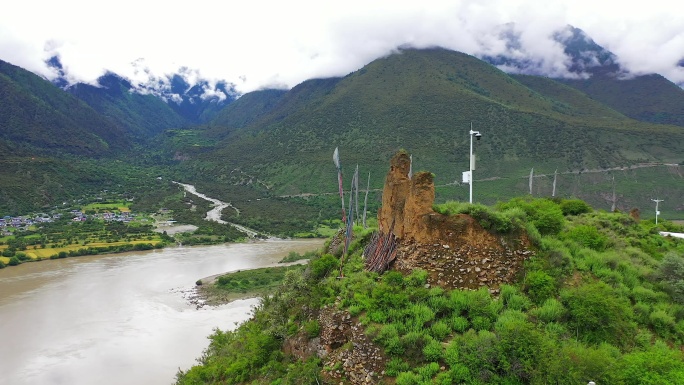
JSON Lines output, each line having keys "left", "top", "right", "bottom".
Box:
{"left": 0, "top": 238, "right": 324, "bottom": 385}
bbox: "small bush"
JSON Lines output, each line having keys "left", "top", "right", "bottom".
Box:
{"left": 406, "top": 269, "right": 429, "bottom": 287}
{"left": 506, "top": 294, "right": 532, "bottom": 311}
{"left": 450, "top": 316, "right": 470, "bottom": 333}
{"left": 430, "top": 320, "right": 451, "bottom": 340}
{"left": 650, "top": 310, "right": 676, "bottom": 339}
{"left": 471, "top": 316, "right": 491, "bottom": 331}
{"left": 385, "top": 357, "right": 410, "bottom": 377}
{"left": 309, "top": 254, "right": 339, "bottom": 279}
{"left": 560, "top": 199, "right": 592, "bottom": 216}
{"left": 382, "top": 270, "right": 405, "bottom": 286}
{"left": 303, "top": 320, "right": 321, "bottom": 338}
{"left": 8, "top": 256, "right": 20, "bottom": 266}
{"left": 422, "top": 338, "right": 443, "bottom": 361}
{"left": 523, "top": 271, "right": 556, "bottom": 304}
{"left": 444, "top": 342, "right": 460, "bottom": 367}
{"left": 417, "top": 362, "right": 440, "bottom": 381}
{"left": 531, "top": 298, "right": 566, "bottom": 323}
{"left": 565, "top": 225, "right": 608, "bottom": 251}
{"left": 395, "top": 371, "right": 420, "bottom": 385}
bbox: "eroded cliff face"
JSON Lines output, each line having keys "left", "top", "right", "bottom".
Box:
{"left": 376, "top": 151, "right": 532, "bottom": 291}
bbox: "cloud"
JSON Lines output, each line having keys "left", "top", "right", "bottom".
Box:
{"left": 1, "top": 0, "right": 684, "bottom": 92}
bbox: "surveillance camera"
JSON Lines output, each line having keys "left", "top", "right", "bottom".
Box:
{"left": 475, "top": 133, "right": 482, "bottom": 140}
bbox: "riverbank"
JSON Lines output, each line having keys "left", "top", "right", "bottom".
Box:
{"left": 191, "top": 259, "right": 312, "bottom": 307}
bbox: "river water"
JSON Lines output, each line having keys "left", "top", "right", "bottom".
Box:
{"left": 0, "top": 238, "right": 324, "bottom": 385}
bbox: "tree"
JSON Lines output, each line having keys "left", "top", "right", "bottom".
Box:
{"left": 561, "top": 282, "right": 635, "bottom": 346}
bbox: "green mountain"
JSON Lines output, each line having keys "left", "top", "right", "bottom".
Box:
{"left": 193, "top": 48, "right": 683, "bottom": 215}
{"left": 209, "top": 89, "right": 287, "bottom": 133}
{"left": 0, "top": 60, "right": 163, "bottom": 215}
{"left": 559, "top": 73, "right": 684, "bottom": 127}
{"left": 0, "top": 59, "right": 129, "bottom": 156}
{"left": 66, "top": 73, "right": 190, "bottom": 138}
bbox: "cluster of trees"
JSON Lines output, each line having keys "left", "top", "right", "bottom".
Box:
{"left": 175, "top": 197, "right": 684, "bottom": 384}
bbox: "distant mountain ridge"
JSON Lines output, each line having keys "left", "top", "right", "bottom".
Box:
{"left": 46, "top": 56, "right": 238, "bottom": 132}
{"left": 480, "top": 24, "right": 684, "bottom": 127}
{"left": 0, "top": 59, "right": 129, "bottom": 156}
{"left": 1, "top": 29, "right": 683, "bottom": 216}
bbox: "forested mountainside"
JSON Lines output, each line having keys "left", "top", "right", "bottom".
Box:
{"left": 177, "top": 48, "right": 683, "bottom": 219}
{"left": 1, "top": 47, "right": 682, "bottom": 220}
{"left": 0, "top": 59, "right": 129, "bottom": 156}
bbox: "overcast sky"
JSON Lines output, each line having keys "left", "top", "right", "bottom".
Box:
{"left": 1, "top": 0, "right": 683, "bottom": 93}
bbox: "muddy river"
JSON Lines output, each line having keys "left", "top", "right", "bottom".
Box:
{"left": 0, "top": 238, "right": 323, "bottom": 385}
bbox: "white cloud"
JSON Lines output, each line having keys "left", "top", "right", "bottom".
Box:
{"left": 1, "top": 0, "right": 683, "bottom": 92}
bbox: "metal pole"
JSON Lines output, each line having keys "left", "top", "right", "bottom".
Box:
{"left": 652, "top": 199, "right": 663, "bottom": 224}
{"left": 469, "top": 123, "right": 473, "bottom": 204}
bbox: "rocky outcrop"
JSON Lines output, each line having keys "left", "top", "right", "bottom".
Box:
{"left": 318, "top": 306, "right": 387, "bottom": 385}
{"left": 376, "top": 151, "right": 533, "bottom": 291}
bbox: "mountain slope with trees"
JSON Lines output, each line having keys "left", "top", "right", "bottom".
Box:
{"left": 0, "top": 59, "right": 129, "bottom": 156}
{"left": 66, "top": 73, "right": 190, "bottom": 138}
{"left": 189, "top": 48, "right": 682, "bottom": 217}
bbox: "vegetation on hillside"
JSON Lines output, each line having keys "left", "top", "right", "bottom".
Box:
{"left": 175, "top": 197, "right": 684, "bottom": 385}
{"left": 0, "top": 59, "right": 129, "bottom": 155}
{"left": 559, "top": 73, "right": 684, "bottom": 127}
{"left": 173, "top": 48, "right": 684, "bottom": 221}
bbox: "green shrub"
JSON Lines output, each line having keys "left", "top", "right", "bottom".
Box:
{"left": 8, "top": 256, "right": 20, "bottom": 266}
{"left": 531, "top": 298, "right": 566, "bottom": 323}
{"left": 523, "top": 271, "right": 556, "bottom": 304}
{"left": 375, "top": 323, "right": 399, "bottom": 345}
{"left": 385, "top": 357, "right": 410, "bottom": 377}
{"left": 659, "top": 253, "right": 684, "bottom": 304}
{"left": 0, "top": 260, "right": 5, "bottom": 269}
{"left": 416, "top": 362, "right": 440, "bottom": 381}
{"left": 471, "top": 316, "right": 491, "bottom": 331}
{"left": 444, "top": 341, "right": 460, "bottom": 367}
{"left": 499, "top": 198, "right": 565, "bottom": 235}
{"left": 631, "top": 286, "right": 660, "bottom": 304}
{"left": 528, "top": 200, "right": 565, "bottom": 235}
{"left": 395, "top": 371, "right": 420, "bottom": 385}
{"left": 611, "top": 341, "right": 684, "bottom": 385}
{"left": 449, "top": 290, "right": 469, "bottom": 315}
{"left": 633, "top": 302, "right": 651, "bottom": 324}
{"left": 348, "top": 304, "right": 363, "bottom": 316}
{"left": 634, "top": 329, "right": 654, "bottom": 349}
{"left": 561, "top": 282, "right": 635, "bottom": 346}
{"left": 565, "top": 225, "right": 608, "bottom": 251}
{"left": 650, "top": 310, "right": 676, "bottom": 339}
{"left": 560, "top": 199, "right": 592, "bottom": 216}
{"left": 303, "top": 320, "right": 321, "bottom": 338}
{"left": 406, "top": 269, "right": 428, "bottom": 287}
{"left": 450, "top": 315, "right": 470, "bottom": 333}
{"left": 406, "top": 303, "right": 435, "bottom": 331}
{"left": 465, "top": 287, "right": 495, "bottom": 319}
{"left": 382, "top": 270, "right": 405, "bottom": 286}
{"left": 422, "top": 338, "right": 443, "bottom": 361}
{"left": 430, "top": 320, "right": 451, "bottom": 340}
{"left": 506, "top": 294, "right": 532, "bottom": 311}
{"left": 309, "top": 254, "right": 339, "bottom": 279}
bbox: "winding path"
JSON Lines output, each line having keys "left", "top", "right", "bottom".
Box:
{"left": 173, "top": 182, "right": 260, "bottom": 238}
